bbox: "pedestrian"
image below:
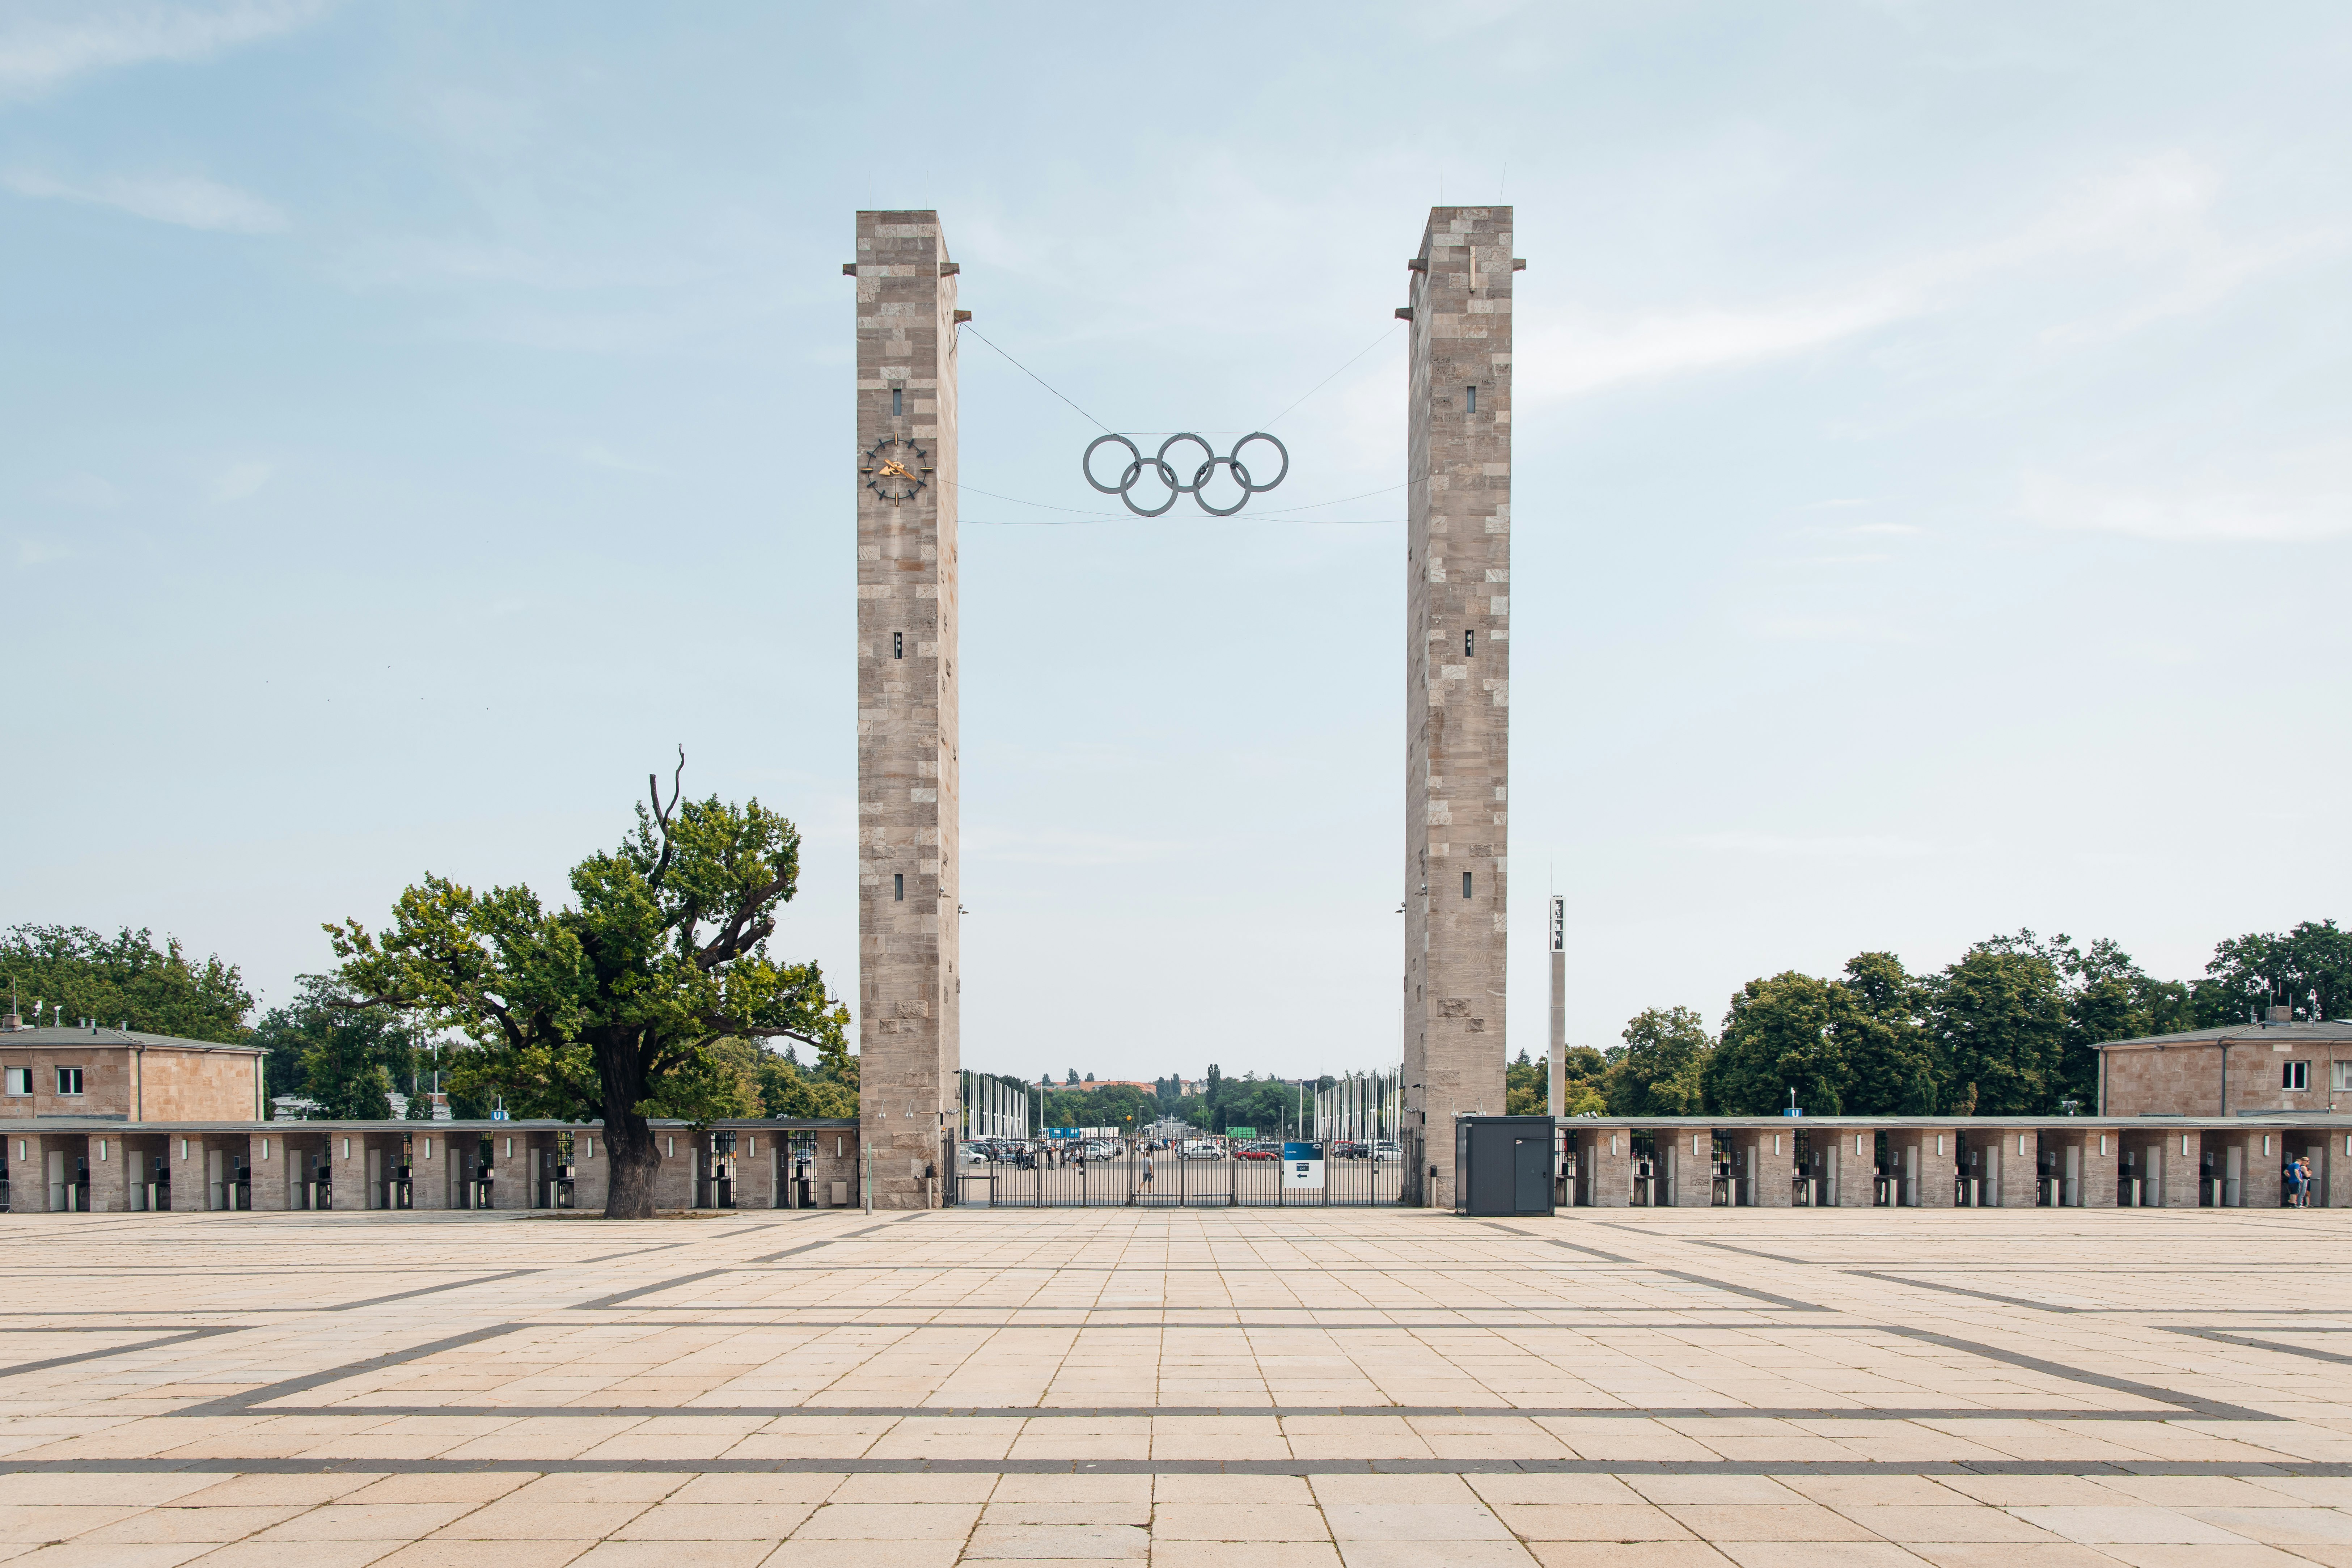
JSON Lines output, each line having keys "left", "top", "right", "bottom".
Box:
{"left": 2289, "top": 1155, "right": 2312, "bottom": 1208}
{"left": 1141, "top": 1151, "right": 1154, "bottom": 1191}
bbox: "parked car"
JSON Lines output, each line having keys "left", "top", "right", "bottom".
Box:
{"left": 1179, "top": 1140, "right": 1227, "bottom": 1160}
{"left": 1234, "top": 1141, "right": 1280, "bottom": 1161}
{"left": 1329, "top": 1140, "right": 1365, "bottom": 1160}
{"left": 1368, "top": 1140, "right": 1404, "bottom": 1162}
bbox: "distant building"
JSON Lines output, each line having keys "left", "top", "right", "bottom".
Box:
{"left": 2096, "top": 1008, "right": 2352, "bottom": 1117}
{"left": 1, "top": 1020, "right": 266, "bottom": 1122}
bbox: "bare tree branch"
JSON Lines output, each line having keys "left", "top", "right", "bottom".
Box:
{"left": 646, "top": 745, "right": 686, "bottom": 894}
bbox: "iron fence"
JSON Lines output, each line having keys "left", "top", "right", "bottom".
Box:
{"left": 952, "top": 1137, "right": 1407, "bottom": 1208}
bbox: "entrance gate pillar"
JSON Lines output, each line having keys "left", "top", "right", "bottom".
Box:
{"left": 734, "top": 1130, "right": 777, "bottom": 1209}
{"left": 573, "top": 1130, "right": 609, "bottom": 1213}
{"left": 1654, "top": 1129, "right": 1715, "bottom": 1207}
{"left": 1579, "top": 1128, "right": 1630, "bottom": 1208}
{"left": 1729, "top": 1127, "right": 1794, "bottom": 1206}
{"left": 1993, "top": 1129, "right": 2039, "bottom": 1208}
{"left": 1892, "top": 1128, "right": 1958, "bottom": 1207}
{"left": 1825, "top": 1129, "right": 1878, "bottom": 1207}
{"left": 83, "top": 1132, "right": 131, "bottom": 1212}
{"left": 2231, "top": 1129, "right": 2280, "bottom": 1208}
{"left": 2325, "top": 1130, "right": 2352, "bottom": 1209}
{"left": 249, "top": 1130, "right": 297, "bottom": 1211}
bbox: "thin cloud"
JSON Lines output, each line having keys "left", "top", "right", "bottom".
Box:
{"left": 4, "top": 169, "right": 287, "bottom": 233}
{"left": 211, "top": 461, "right": 272, "bottom": 503}
{"left": 1519, "top": 154, "right": 2323, "bottom": 401}
{"left": 45, "top": 473, "right": 120, "bottom": 508}
{"left": 1685, "top": 831, "right": 1941, "bottom": 860}
{"left": 2021, "top": 449, "right": 2352, "bottom": 543}
{"left": 0, "top": 0, "right": 327, "bottom": 99}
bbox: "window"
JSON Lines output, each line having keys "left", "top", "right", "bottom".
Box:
{"left": 2334, "top": 1061, "right": 2352, "bottom": 1092}
{"left": 893, "top": 631, "right": 904, "bottom": 660}
{"left": 3, "top": 1068, "right": 27, "bottom": 1095}
{"left": 1465, "top": 385, "right": 1476, "bottom": 414}
{"left": 1461, "top": 871, "right": 1473, "bottom": 899}
{"left": 1464, "top": 629, "right": 1475, "bottom": 657}
{"left": 55, "top": 1066, "right": 83, "bottom": 1096}
{"left": 891, "top": 387, "right": 903, "bottom": 416}
{"left": 2284, "top": 1060, "right": 2310, "bottom": 1091}
{"left": 894, "top": 872, "right": 905, "bottom": 901}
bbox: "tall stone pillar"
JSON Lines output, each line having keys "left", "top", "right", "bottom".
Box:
{"left": 851, "top": 210, "right": 962, "bottom": 1208}
{"left": 1402, "top": 206, "right": 1514, "bottom": 1210}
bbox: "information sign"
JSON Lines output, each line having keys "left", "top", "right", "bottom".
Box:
{"left": 1282, "top": 1140, "right": 1325, "bottom": 1190}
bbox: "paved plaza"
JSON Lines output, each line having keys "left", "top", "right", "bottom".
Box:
{"left": 5, "top": 1205, "right": 2352, "bottom": 1565}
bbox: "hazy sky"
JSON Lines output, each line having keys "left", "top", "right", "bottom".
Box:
{"left": 6, "top": 3, "right": 2347, "bottom": 1082}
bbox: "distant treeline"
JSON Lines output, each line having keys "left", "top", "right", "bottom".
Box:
{"left": 1505, "top": 921, "right": 2348, "bottom": 1119}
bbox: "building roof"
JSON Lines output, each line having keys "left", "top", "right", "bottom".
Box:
{"left": 2091, "top": 1020, "right": 2352, "bottom": 1051}
{"left": 0, "top": 1026, "right": 265, "bottom": 1056}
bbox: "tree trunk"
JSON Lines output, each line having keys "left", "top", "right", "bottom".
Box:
{"left": 603, "top": 1111, "right": 661, "bottom": 1218}
{"left": 599, "top": 1030, "right": 661, "bottom": 1219}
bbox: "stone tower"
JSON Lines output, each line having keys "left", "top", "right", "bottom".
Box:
{"left": 1402, "top": 206, "right": 1514, "bottom": 1209}
{"left": 849, "top": 210, "right": 961, "bottom": 1207}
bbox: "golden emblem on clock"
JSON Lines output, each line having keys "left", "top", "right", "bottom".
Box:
{"left": 860, "top": 437, "right": 931, "bottom": 505}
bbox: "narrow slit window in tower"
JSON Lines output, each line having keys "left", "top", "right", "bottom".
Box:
{"left": 1462, "top": 871, "right": 1473, "bottom": 899}
{"left": 892, "top": 388, "right": 903, "bottom": 416}
{"left": 1466, "top": 385, "right": 1476, "bottom": 413}
{"left": 1465, "top": 629, "right": 1475, "bottom": 657}
{"left": 893, "top": 631, "right": 903, "bottom": 659}
{"left": 894, "top": 873, "right": 905, "bottom": 902}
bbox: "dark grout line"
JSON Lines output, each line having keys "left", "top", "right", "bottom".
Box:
{"left": 174, "top": 1323, "right": 534, "bottom": 1417}
{"left": 568, "top": 1269, "right": 734, "bottom": 1310}
{"left": 0, "top": 1327, "right": 242, "bottom": 1380}
{"left": 1845, "top": 1270, "right": 2082, "bottom": 1313}
{"left": 327, "top": 1270, "right": 543, "bottom": 1312}
{"left": 1, "top": 1456, "right": 2341, "bottom": 1477}
{"left": 1875, "top": 1324, "right": 2268, "bottom": 1420}
{"left": 2163, "top": 1327, "right": 2352, "bottom": 1367}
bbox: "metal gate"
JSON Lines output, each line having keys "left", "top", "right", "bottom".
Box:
{"left": 954, "top": 1136, "right": 1406, "bottom": 1207}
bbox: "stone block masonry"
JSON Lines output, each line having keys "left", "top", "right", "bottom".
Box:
{"left": 851, "top": 210, "right": 961, "bottom": 1208}
{"left": 1403, "top": 206, "right": 1513, "bottom": 1209}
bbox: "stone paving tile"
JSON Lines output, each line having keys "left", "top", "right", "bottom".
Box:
{"left": 12, "top": 1209, "right": 2352, "bottom": 1563}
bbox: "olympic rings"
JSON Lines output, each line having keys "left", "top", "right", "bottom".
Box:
{"left": 1082, "top": 431, "right": 1289, "bottom": 517}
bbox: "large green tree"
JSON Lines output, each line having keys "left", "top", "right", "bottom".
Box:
{"left": 1709, "top": 972, "right": 1849, "bottom": 1115}
{"left": 2205, "top": 921, "right": 2352, "bottom": 1023}
{"left": 1929, "top": 936, "right": 2070, "bottom": 1114}
{"left": 1836, "top": 952, "right": 1939, "bottom": 1115}
{"left": 326, "top": 761, "right": 848, "bottom": 1218}
{"left": 1605, "top": 1006, "right": 1713, "bottom": 1115}
{"left": 1, "top": 924, "right": 250, "bottom": 1041}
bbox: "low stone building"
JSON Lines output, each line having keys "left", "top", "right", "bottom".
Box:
{"left": 2095, "top": 1008, "right": 2352, "bottom": 1117}
{"left": 0, "top": 1023, "right": 266, "bottom": 1122}
{"left": 4, "top": 1115, "right": 861, "bottom": 1214}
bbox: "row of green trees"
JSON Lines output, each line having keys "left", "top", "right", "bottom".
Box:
{"left": 1502, "top": 922, "right": 2351, "bottom": 1119}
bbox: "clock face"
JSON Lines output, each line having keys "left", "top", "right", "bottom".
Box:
{"left": 861, "top": 437, "right": 930, "bottom": 505}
